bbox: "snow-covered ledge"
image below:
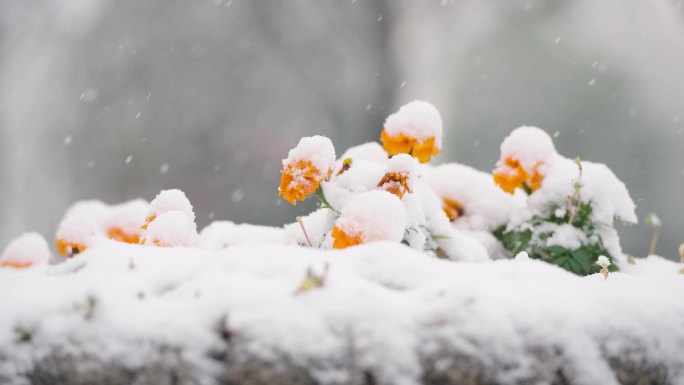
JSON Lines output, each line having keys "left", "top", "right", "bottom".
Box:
{"left": 1, "top": 241, "right": 683, "bottom": 385}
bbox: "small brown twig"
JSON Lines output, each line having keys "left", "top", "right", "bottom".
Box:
{"left": 296, "top": 216, "right": 313, "bottom": 247}
{"left": 645, "top": 214, "right": 661, "bottom": 256}
{"left": 567, "top": 157, "right": 583, "bottom": 225}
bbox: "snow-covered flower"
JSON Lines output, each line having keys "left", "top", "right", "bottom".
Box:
{"left": 1, "top": 233, "right": 51, "bottom": 269}
{"left": 493, "top": 126, "right": 557, "bottom": 194}
{"left": 61, "top": 199, "right": 149, "bottom": 246}
{"left": 376, "top": 154, "right": 416, "bottom": 199}
{"left": 105, "top": 200, "right": 148, "bottom": 244}
{"left": 279, "top": 136, "right": 336, "bottom": 205}
{"left": 381, "top": 101, "right": 443, "bottom": 163}
{"left": 331, "top": 190, "right": 407, "bottom": 249}
{"left": 143, "top": 189, "right": 195, "bottom": 230}
{"left": 143, "top": 211, "right": 199, "bottom": 248}
{"left": 596, "top": 255, "right": 611, "bottom": 269}
{"left": 55, "top": 214, "right": 99, "bottom": 257}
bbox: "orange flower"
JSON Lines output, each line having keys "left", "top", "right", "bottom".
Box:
{"left": 0, "top": 259, "right": 33, "bottom": 269}
{"left": 442, "top": 198, "right": 464, "bottom": 222}
{"left": 377, "top": 172, "right": 412, "bottom": 199}
{"left": 107, "top": 227, "right": 140, "bottom": 244}
{"left": 279, "top": 160, "right": 329, "bottom": 205}
{"left": 55, "top": 239, "right": 87, "bottom": 257}
{"left": 493, "top": 157, "right": 543, "bottom": 194}
{"left": 331, "top": 226, "right": 363, "bottom": 249}
{"left": 381, "top": 130, "right": 439, "bottom": 163}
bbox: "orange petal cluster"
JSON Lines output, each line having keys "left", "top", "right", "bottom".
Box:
{"left": 442, "top": 198, "right": 464, "bottom": 222}
{"left": 279, "top": 160, "right": 328, "bottom": 205}
{"left": 493, "top": 157, "right": 544, "bottom": 194}
{"left": 107, "top": 227, "right": 141, "bottom": 245}
{"left": 381, "top": 130, "right": 439, "bottom": 163}
{"left": 377, "top": 172, "right": 412, "bottom": 199}
{"left": 331, "top": 226, "right": 363, "bottom": 249}
{"left": 55, "top": 239, "right": 87, "bottom": 257}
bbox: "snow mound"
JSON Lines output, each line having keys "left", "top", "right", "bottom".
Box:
{"left": 497, "top": 126, "right": 558, "bottom": 172}
{"left": 334, "top": 190, "right": 407, "bottom": 244}
{"left": 148, "top": 189, "right": 195, "bottom": 224}
{"left": 143, "top": 211, "right": 199, "bottom": 248}
{"left": 422, "top": 163, "right": 522, "bottom": 231}
{"left": 0, "top": 242, "right": 682, "bottom": 385}
{"left": 282, "top": 135, "right": 336, "bottom": 177}
{"left": 384, "top": 101, "right": 443, "bottom": 149}
{"left": 0, "top": 233, "right": 51, "bottom": 268}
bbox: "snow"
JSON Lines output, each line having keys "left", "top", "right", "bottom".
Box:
{"left": 282, "top": 135, "right": 336, "bottom": 178}
{"left": 147, "top": 189, "right": 195, "bottom": 225}
{"left": 385, "top": 153, "right": 417, "bottom": 175}
{"left": 596, "top": 255, "right": 611, "bottom": 268}
{"left": 334, "top": 190, "right": 407, "bottom": 244}
{"left": 336, "top": 142, "right": 387, "bottom": 167}
{"left": 57, "top": 199, "right": 149, "bottom": 249}
{"left": 496, "top": 126, "right": 558, "bottom": 173}
{"left": 514, "top": 251, "right": 530, "bottom": 261}
{"left": 0, "top": 233, "right": 51, "bottom": 268}
{"left": 422, "top": 163, "right": 522, "bottom": 231}
{"left": 142, "top": 211, "right": 199, "bottom": 248}
{"left": 384, "top": 101, "right": 443, "bottom": 149}
{"left": 55, "top": 213, "right": 101, "bottom": 246}
{"left": 199, "top": 221, "right": 288, "bottom": 251}
{"left": 0, "top": 242, "right": 683, "bottom": 385}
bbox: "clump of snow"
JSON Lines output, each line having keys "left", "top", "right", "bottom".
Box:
{"left": 104, "top": 199, "right": 149, "bottom": 237}
{"left": 336, "top": 142, "right": 387, "bottom": 167}
{"left": 596, "top": 255, "right": 611, "bottom": 268}
{"left": 384, "top": 101, "right": 443, "bottom": 148}
{"left": 514, "top": 251, "right": 530, "bottom": 261}
{"left": 524, "top": 158, "right": 637, "bottom": 225}
{"left": 645, "top": 213, "right": 662, "bottom": 227}
{"left": 284, "top": 208, "right": 337, "bottom": 248}
{"left": 334, "top": 191, "right": 407, "bottom": 244}
{"left": 56, "top": 213, "right": 101, "bottom": 246}
{"left": 143, "top": 211, "right": 199, "bottom": 248}
{"left": 0, "top": 233, "right": 51, "bottom": 267}
{"left": 147, "top": 189, "right": 195, "bottom": 224}
{"left": 199, "top": 221, "right": 288, "bottom": 251}
{"left": 422, "top": 163, "right": 522, "bottom": 231}
{"left": 496, "top": 126, "right": 558, "bottom": 172}
{"left": 385, "top": 153, "right": 417, "bottom": 175}
{"left": 282, "top": 135, "right": 336, "bottom": 177}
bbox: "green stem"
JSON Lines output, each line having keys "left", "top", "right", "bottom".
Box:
{"left": 316, "top": 189, "right": 337, "bottom": 213}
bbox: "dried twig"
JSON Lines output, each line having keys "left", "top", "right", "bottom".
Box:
{"left": 296, "top": 216, "right": 313, "bottom": 247}
{"left": 567, "top": 157, "right": 584, "bottom": 225}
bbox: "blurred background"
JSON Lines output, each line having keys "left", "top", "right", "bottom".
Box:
{"left": 1, "top": 0, "right": 682, "bottom": 259}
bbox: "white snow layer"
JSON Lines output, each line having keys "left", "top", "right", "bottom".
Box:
{"left": 497, "top": 126, "right": 558, "bottom": 172}
{"left": 334, "top": 190, "right": 407, "bottom": 243}
{"left": 143, "top": 211, "right": 199, "bottom": 248}
{"left": 0, "top": 233, "right": 51, "bottom": 266}
{"left": 283, "top": 135, "right": 336, "bottom": 176}
{"left": 384, "top": 101, "right": 443, "bottom": 148}
{"left": 0, "top": 242, "right": 682, "bottom": 385}
{"left": 148, "top": 189, "right": 195, "bottom": 223}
